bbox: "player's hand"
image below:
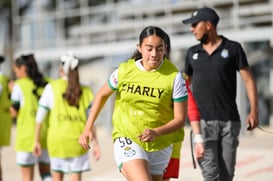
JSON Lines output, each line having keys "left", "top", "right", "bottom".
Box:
{"left": 79, "top": 132, "right": 93, "bottom": 150}
{"left": 33, "top": 142, "right": 42, "bottom": 157}
{"left": 138, "top": 128, "right": 158, "bottom": 142}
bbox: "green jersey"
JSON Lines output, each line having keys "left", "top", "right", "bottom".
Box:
{"left": 13, "top": 77, "right": 48, "bottom": 151}
{"left": 47, "top": 79, "right": 93, "bottom": 158}
{"left": 112, "top": 59, "right": 186, "bottom": 152}
{"left": 0, "top": 74, "right": 12, "bottom": 146}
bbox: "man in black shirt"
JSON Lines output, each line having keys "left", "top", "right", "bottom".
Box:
{"left": 182, "top": 7, "right": 259, "bottom": 181}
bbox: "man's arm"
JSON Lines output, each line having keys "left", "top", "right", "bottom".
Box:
{"left": 240, "top": 67, "right": 259, "bottom": 130}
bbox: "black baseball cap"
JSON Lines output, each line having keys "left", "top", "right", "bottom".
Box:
{"left": 182, "top": 7, "right": 219, "bottom": 26}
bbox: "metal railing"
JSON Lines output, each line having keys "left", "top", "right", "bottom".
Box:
{"left": 11, "top": 0, "right": 273, "bottom": 61}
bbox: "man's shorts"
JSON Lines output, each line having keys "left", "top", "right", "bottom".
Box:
{"left": 114, "top": 137, "right": 172, "bottom": 175}
{"left": 16, "top": 149, "right": 50, "bottom": 166}
{"left": 50, "top": 152, "right": 90, "bottom": 173}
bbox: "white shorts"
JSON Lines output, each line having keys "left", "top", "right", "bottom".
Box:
{"left": 50, "top": 152, "right": 90, "bottom": 173}
{"left": 16, "top": 149, "right": 50, "bottom": 166}
{"left": 114, "top": 137, "right": 172, "bottom": 175}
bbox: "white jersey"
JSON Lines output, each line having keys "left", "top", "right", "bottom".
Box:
{"left": 36, "top": 83, "right": 53, "bottom": 123}
{"left": 11, "top": 84, "right": 24, "bottom": 106}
